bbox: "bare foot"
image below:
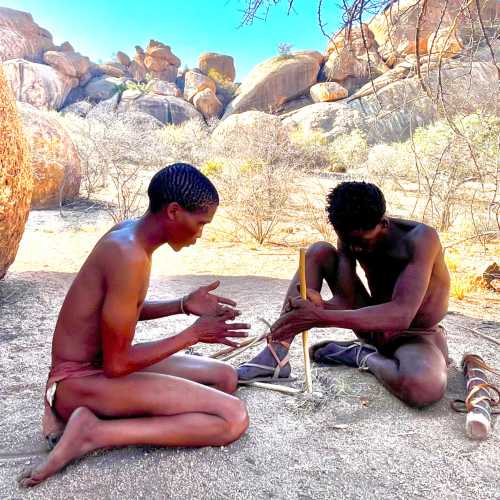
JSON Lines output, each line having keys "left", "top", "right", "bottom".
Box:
{"left": 18, "top": 407, "right": 99, "bottom": 488}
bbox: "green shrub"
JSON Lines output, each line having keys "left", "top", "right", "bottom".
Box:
{"left": 200, "top": 160, "right": 224, "bottom": 178}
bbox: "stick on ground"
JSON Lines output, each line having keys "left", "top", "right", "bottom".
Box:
{"left": 299, "top": 248, "right": 313, "bottom": 394}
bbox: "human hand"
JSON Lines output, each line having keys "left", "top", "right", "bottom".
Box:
{"left": 190, "top": 310, "right": 250, "bottom": 348}
{"left": 272, "top": 296, "right": 324, "bottom": 341}
{"left": 184, "top": 280, "right": 239, "bottom": 317}
{"left": 290, "top": 286, "right": 325, "bottom": 310}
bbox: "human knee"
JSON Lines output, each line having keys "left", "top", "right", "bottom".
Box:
{"left": 214, "top": 364, "right": 238, "bottom": 394}
{"left": 306, "top": 241, "right": 337, "bottom": 264}
{"left": 220, "top": 399, "right": 249, "bottom": 445}
{"left": 400, "top": 372, "right": 447, "bottom": 408}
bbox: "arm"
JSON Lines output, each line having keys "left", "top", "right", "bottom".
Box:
{"left": 138, "top": 299, "right": 183, "bottom": 321}
{"left": 138, "top": 280, "right": 238, "bottom": 321}
{"left": 100, "top": 248, "right": 196, "bottom": 377}
{"left": 271, "top": 228, "right": 441, "bottom": 339}
{"left": 100, "top": 247, "right": 249, "bottom": 377}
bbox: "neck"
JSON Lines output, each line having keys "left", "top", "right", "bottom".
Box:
{"left": 133, "top": 211, "right": 171, "bottom": 254}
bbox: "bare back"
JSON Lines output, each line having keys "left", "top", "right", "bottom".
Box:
{"left": 51, "top": 220, "right": 150, "bottom": 366}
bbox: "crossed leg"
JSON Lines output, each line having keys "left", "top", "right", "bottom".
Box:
{"left": 19, "top": 356, "right": 248, "bottom": 487}
{"left": 238, "top": 241, "right": 369, "bottom": 381}
{"left": 366, "top": 334, "right": 448, "bottom": 408}
{"left": 239, "top": 241, "right": 448, "bottom": 407}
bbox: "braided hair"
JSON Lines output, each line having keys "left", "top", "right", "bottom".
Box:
{"left": 326, "top": 181, "right": 386, "bottom": 234}
{"left": 148, "top": 163, "right": 219, "bottom": 213}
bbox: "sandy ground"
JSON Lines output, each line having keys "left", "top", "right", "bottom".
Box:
{"left": 0, "top": 206, "right": 499, "bottom": 500}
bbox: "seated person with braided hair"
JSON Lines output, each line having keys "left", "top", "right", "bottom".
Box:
{"left": 19, "top": 163, "right": 250, "bottom": 488}
{"left": 238, "top": 181, "right": 450, "bottom": 408}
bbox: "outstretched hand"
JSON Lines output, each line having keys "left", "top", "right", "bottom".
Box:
{"left": 191, "top": 309, "right": 250, "bottom": 348}
{"left": 184, "top": 281, "right": 239, "bottom": 318}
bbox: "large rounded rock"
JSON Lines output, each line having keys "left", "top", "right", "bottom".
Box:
{"left": 116, "top": 51, "right": 131, "bottom": 66}
{"left": 427, "top": 28, "right": 464, "bottom": 58}
{"left": 310, "top": 82, "right": 348, "bottom": 102}
{"left": 281, "top": 102, "right": 365, "bottom": 142}
{"left": 3, "top": 58, "right": 78, "bottom": 110}
{"left": 348, "top": 60, "right": 499, "bottom": 143}
{"left": 0, "top": 64, "right": 32, "bottom": 279}
{"left": 198, "top": 52, "right": 236, "bottom": 82}
{"left": 60, "top": 100, "right": 94, "bottom": 117}
{"left": 213, "top": 110, "right": 288, "bottom": 147}
{"left": 0, "top": 7, "right": 54, "bottom": 62}
{"left": 98, "top": 63, "right": 128, "bottom": 78}
{"left": 145, "top": 41, "right": 181, "bottom": 67}
{"left": 368, "top": 0, "right": 498, "bottom": 65}
{"left": 193, "top": 88, "right": 223, "bottom": 120}
{"left": 117, "top": 92, "right": 202, "bottom": 125}
{"left": 143, "top": 40, "right": 180, "bottom": 81}
{"left": 327, "top": 23, "right": 375, "bottom": 56}
{"left": 115, "top": 111, "right": 165, "bottom": 131}
{"left": 223, "top": 52, "right": 321, "bottom": 117}
{"left": 84, "top": 75, "right": 123, "bottom": 102}
{"left": 183, "top": 70, "right": 216, "bottom": 102}
{"left": 145, "top": 79, "right": 180, "bottom": 97}
{"left": 17, "top": 102, "right": 81, "bottom": 209}
{"left": 321, "top": 47, "right": 388, "bottom": 94}
{"left": 43, "top": 50, "right": 91, "bottom": 78}
{"left": 128, "top": 60, "right": 147, "bottom": 82}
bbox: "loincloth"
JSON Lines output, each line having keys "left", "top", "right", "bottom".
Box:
{"left": 357, "top": 325, "right": 447, "bottom": 354}
{"left": 43, "top": 360, "right": 103, "bottom": 448}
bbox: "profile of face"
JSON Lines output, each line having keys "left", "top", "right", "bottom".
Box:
{"left": 163, "top": 203, "right": 218, "bottom": 251}
{"left": 338, "top": 219, "right": 388, "bottom": 257}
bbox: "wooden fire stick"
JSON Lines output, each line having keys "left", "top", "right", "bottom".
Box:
{"left": 460, "top": 353, "right": 500, "bottom": 440}
{"left": 299, "top": 248, "right": 313, "bottom": 394}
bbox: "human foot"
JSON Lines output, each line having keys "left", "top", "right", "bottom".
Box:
{"left": 18, "top": 407, "right": 99, "bottom": 488}
{"left": 237, "top": 342, "right": 293, "bottom": 382}
{"left": 310, "top": 340, "right": 378, "bottom": 371}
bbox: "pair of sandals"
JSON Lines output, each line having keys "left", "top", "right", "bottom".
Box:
{"left": 238, "top": 339, "right": 378, "bottom": 383}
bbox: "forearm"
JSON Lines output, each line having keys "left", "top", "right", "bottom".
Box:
{"left": 138, "top": 299, "right": 185, "bottom": 321}
{"left": 106, "top": 327, "right": 197, "bottom": 377}
{"left": 318, "top": 302, "right": 411, "bottom": 332}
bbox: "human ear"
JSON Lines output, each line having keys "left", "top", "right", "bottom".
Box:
{"left": 165, "top": 202, "right": 182, "bottom": 221}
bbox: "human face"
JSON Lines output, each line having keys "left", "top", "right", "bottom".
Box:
{"left": 338, "top": 221, "right": 387, "bottom": 257}
{"left": 168, "top": 204, "right": 217, "bottom": 251}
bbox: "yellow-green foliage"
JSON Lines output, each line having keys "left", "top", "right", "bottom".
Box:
{"left": 289, "top": 130, "right": 328, "bottom": 147}
{"left": 239, "top": 159, "right": 265, "bottom": 175}
{"left": 200, "top": 160, "right": 224, "bottom": 178}
{"left": 329, "top": 129, "right": 368, "bottom": 171}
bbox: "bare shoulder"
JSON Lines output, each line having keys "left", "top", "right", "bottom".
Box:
{"left": 94, "top": 225, "right": 149, "bottom": 278}
{"left": 403, "top": 221, "right": 441, "bottom": 256}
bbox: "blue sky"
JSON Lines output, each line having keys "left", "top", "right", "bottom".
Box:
{"left": 2, "top": 0, "right": 343, "bottom": 80}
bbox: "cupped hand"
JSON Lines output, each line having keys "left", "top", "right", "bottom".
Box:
{"left": 184, "top": 280, "right": 240, "bottom": 317}
{"left": 191, "top": 309, "right": 250, "bottom": 348}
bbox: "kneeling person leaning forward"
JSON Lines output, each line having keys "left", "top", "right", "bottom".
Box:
{"left": 239, "top": 182, "right": 450, "bottom": 408}
{"left": 19, "top": 164, "right": 250, "bottom": 488}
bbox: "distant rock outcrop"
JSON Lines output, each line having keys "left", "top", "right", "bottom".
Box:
{"left": 0, "top": 7, "right": 54, "bottom": 62}
{"left": 199, "top": 52, "right": 236, "bottom": 82}
{"left": 223, "top": 52, "right": 321, "bottom": 117}
{"left": 3, "top": 58, "right": 78, "bottom": 110}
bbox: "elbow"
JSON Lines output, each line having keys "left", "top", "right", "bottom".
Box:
{"left": 103, "top": 359, "right": 128, "bottom": 378}
{"left": 395, "top": 310, "right": 413, "bottom": 331}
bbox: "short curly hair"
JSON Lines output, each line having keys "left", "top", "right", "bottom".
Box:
{"left": 326, "top": 181, "right": 386, "bottom": 234}
{"left": 148, "top": 163, "right": 219, "bottom": 213}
